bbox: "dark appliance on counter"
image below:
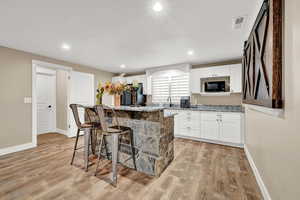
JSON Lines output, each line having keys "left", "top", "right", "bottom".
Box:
{"left": 121, "top": 83, "right": 146, "bottom": 106}
{"left": 121, "top": 89, "right": 132, "bottom": 106}
{"left": 180, "top": 96, "right": 191, "bottom": 108}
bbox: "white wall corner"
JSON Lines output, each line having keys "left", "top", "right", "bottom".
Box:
{"left": 56, "top": 128, "right": 68, "bottom": 136}
{"left": 244, "top": 145, "right": 272, "bottom": 200}
{"left": 0, "top": 143, "right": 36, "bottom": 157}
{"left": 243, "top": 104, "right": 284, "bottom": 118}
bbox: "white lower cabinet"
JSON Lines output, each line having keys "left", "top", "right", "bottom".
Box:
{"left": 220, "top": 121, "right": 241, "bottom": 143}
{"left": 201, "top": 120, "right": 219, "bottom": 140}
{"left": 201, "top": 112, "right": 242, "bottom": 145}
{"left": 165, "top": 109, "right": 243, "bottom": 147}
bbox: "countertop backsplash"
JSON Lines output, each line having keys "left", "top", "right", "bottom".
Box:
{"left": 146, "top": 93, "right": 242, "bottom": 106}
{"left": 191, "top": 93, "right": 242, "bottom": 105}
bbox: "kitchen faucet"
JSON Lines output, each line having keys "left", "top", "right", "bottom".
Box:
{"left": 167, "top": 96, "right": 172, "bottom": 107}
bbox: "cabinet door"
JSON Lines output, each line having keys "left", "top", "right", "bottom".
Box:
{"left": 201, "top": 112, "right": 220, "bottom": 140}
{"left": 201, "top": 120, "right": 219, "bottom": 140}
{"left": 208, "top": 66, "right": 230, "bottom": 77}
{"left": 220, "top": 121, "right": 241, "bottom": 143}
{"left": 230, "top": 64, "right": 242, "bottom": 93}
{"left": 219, "top": 113, "right": 241, "bottom": 144}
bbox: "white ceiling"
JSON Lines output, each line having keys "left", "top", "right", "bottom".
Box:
{"left": 0, "top": 0, "right": 258, "bottom": 73}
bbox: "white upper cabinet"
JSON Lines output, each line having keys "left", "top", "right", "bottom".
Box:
{"left": 112, "top": 76, "right": 126, "bottom": 83}
{"left": 190, "top": 68, "right": 201, "bottom": 94}
{"left": 207, "top": 66, "right": 230, "bottom": 77}
{"left": 190, "top": 66, "right": 230, "bottom": 94}
{"left": 230, "top": 64, "right": 242, "bottom": 93}
{"left": 190, "top": 64, "right": 242, "bottom": 94}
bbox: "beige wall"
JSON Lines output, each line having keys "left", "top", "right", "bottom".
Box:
{"left": 191, "top": 93, "right": 242, "bottom": 105}
{"left": 0, "top": 46, "right": 113, "bottom": 149}
{"left": 56, "top": 70, "right": 68, "bottom": 130}
{"left": 245, "top": 0, "right": 300, "bottom": 199}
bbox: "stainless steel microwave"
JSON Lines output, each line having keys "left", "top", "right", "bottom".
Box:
{"left": 204, "top": 81, "right": 226, "bottom": 92}
{"left": 201, "top": 76, "right": 230, "bottom": 93}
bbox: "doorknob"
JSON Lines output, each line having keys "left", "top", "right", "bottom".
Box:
{"left": 48, "top": 105, "right": 52, "bottom": 108}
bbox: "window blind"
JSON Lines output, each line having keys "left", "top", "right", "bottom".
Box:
{"left": 151, "top": 73, "right": 190, "bottom": 103}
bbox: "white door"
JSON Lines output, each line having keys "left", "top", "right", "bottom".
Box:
{"left": 69, "top": 71, "right": 95, "bottom": 137}
{"left": 37, "top": 72, "right": 56, "bottom": 134}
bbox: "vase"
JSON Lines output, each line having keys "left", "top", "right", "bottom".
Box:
{"left": 96, "top": 96, "right": 102, "bottom": 105}
{"left": 114, "top": 94, "right": 121, "bottom": 106}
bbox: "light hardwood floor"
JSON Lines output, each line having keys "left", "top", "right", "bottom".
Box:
{"left": 0, "top": 133, "right": 263, "bottom": 200}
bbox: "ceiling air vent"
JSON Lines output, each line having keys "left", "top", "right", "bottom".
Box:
{"left": 232, "top": 16, "right": 246, "bottom": 29}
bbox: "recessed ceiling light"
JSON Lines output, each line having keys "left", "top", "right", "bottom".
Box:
{"left": 61, "top": 43, "right": 71, "bottom": 51}
{"left": 153, "top": 2, "right": 163, "bottom": 12}
{"left": 120, "top": 64, "right": 126, "bottom": 69}
{"left": 187, "top": 50, "right": 194, "bottom": 55}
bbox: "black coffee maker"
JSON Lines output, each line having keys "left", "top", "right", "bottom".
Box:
{"left": 180, "top": 96, "right": 191, "bottom": 108}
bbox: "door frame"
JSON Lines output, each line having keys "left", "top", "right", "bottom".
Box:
{"left": 32, "top": 60, "right": 73, "bottom": 146}
{"left": 36, "top": 67, "right": 57, "bottom": 134}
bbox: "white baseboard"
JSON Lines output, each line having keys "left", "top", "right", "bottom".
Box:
{"left": 56, "top": 128, "right": 68, "bottom": 136}
{"left": 244, "top": 145, "right": 272, "bottom": 200}
{"left": 0, "top": 142, "right": 36, "bottom": 157}
{"left": 175, "top": 135, "right": 244, "bottom": 148}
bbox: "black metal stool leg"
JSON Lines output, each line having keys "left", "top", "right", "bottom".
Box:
{"left": 71, "top": 129, "right": 80, "bottom": 165}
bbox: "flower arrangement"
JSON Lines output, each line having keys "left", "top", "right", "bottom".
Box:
{"left": 103, "top": 81, "right": 127, "bottom": 95}
{"left": 103, "top": 81, "right": 115, "bottom": 95}
{"left": 97, "top": 81, "right": 139, "bottom": 106}
{"left": 96, "top": 82, "right": 105, "bottom": 105}
{"left": 132, "top": 80, "right": 139, "bottom": 90}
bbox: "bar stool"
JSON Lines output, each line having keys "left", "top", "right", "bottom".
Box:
{"left": 94, "top": 105, "right": 136, "bottom": 186}
{"left": 69, "top": 104, "right": 99, "bottom": 171}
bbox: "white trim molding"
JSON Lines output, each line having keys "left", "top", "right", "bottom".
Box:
{"left": 32, "top": 60, "right": 72, "bottom": 71}
{"left": 244, "top": 145, "right": 272, "bottom": 200}
{"left": 243, "top": 104, "right": 284, "bottom": 118}
{"left": 0, "top": 143, "right": 36, "bottom": 157}
{"left": 32, "top": 60, "right": 73, "bottom": 146}
{"left": 56, "top": 128, "right": 68, "bottom": 136}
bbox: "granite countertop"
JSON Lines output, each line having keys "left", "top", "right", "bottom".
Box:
{"left": 151, "top": 104, "right": 244, "bottom": 113}
{"left": 109, "top": 106, "right": 165, "bottom": 112}
{"left": 86, "top": 105, "right": 243, "bottom": 113}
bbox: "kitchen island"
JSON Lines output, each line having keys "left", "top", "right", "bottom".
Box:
{"left": 86, "top": 106, "right": 174, "bottom": 177}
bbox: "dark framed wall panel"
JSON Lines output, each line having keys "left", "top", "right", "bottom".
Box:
{"left": 242, "top": 0, "right": 283, "bottom": 108}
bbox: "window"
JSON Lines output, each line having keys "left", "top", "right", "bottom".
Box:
{"left": 151, "top": 72, "right": 190, "bottom": 103}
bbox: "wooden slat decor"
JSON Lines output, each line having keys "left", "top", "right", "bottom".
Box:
{"left": 242, "top": 0, "right": 283, "bottom": 108}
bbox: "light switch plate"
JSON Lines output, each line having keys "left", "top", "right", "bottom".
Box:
{"left": 24, "top": 97, "right": 32, "bottom": 104}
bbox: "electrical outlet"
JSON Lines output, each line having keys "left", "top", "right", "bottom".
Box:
{"left": 24, "top": 97, "right": 32, "bottom": 104}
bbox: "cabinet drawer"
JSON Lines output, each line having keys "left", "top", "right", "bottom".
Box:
{"left": 178, "top": 111, "right": 201, "bottom": 120}
{"left": 201, "top": 112, "right": 218, "bottom": 121}
{"left": 179, "top": 128, "right": 201, "bottom": 138}
{"left": 220, "top": 113, "right": 241, "bottom": 122}
{"left": 180, "top": 121, "right": 201, "bottom": 130}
